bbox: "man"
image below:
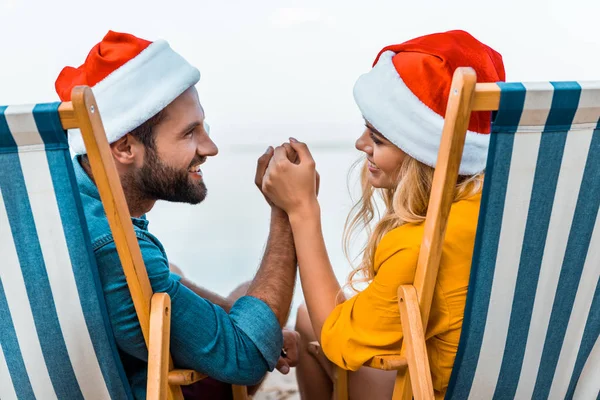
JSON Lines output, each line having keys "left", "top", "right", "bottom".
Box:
{"left": 55, "top": 31, "right": 299, "bottom": 399}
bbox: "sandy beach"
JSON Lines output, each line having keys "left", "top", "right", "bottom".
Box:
{"left": 255, "top": 369, "right": 300, "bottom": 400}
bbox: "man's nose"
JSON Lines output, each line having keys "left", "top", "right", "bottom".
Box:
{"left": 200, "top": 136, "right": 219, "bottom": 157}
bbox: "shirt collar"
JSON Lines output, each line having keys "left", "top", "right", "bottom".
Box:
{"left": 73, "top": 155, "right": 150, "bottom": 231}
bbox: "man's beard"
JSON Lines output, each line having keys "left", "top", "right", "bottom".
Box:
{"left": 134, "top": 148, "right": 207, "bottom": 205}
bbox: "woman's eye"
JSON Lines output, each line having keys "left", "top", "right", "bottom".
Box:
{"left": 370, "top": 132, "right": 383, "bottom": 145}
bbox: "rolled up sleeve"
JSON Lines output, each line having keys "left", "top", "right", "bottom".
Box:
{"left": 169, "top": 285, "right": 282, "bottom": 384}
{"left": 228, "top": 295, "right": 283, "bottom": 370}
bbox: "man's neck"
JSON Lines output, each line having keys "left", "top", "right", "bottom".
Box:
{"left": 80, "top": 156, "right": 156, "bottom": 218}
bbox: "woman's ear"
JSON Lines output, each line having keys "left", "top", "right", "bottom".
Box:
{"left": 110, "top": 134, "right": 141, "bottom": 165}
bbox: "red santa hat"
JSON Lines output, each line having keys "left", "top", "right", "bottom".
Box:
{"left": 55, "top": 31, "right": 200, "bottom": 154}
{"left": 353, "top": 30, "right": 505, "bottom": 175}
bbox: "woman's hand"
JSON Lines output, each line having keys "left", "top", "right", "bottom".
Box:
{"left": 262, "top": 139, "right": 319, "bottom": 218}
{"left": 255, "top": 143, "right": 303, "bottom": 207}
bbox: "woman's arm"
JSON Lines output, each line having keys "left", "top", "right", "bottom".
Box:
{"left": 289, "top": 201, "right": 341, "bottom": 339}
{"left": 262, "top": 139, "right": 341, "bottom": 339}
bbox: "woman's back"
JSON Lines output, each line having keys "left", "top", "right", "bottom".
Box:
{"left": 321, "top": 192, "right": 481, "bottom": 397}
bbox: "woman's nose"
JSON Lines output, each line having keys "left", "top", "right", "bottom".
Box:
{"left": 355, "top": 130, "right": 372, "bottom": 155}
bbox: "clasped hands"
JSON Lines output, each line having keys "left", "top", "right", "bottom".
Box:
{"left": 253, "top": 138, "right": 319, "bottom": 375}
{"left": 254, "top": 138, "right": 320, "bottom": 219}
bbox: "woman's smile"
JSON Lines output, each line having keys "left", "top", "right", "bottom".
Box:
{"left": 367, "top": 159, "right": 379, "bottom": 173}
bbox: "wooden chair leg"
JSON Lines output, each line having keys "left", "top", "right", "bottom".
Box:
{"left": 333, "top": 365, "right": 349, "bottom": 400}
{"left": 398, "top": 285, "right": 434, "bottom": 400}
{"left": 168, "top": 384, "right": 184, "bottom": 400}
{"left": 232, "top": 384, "right": 249, "bottom": 400}
{"left": 392, "top": 366, "right": 413, "bottom": 400}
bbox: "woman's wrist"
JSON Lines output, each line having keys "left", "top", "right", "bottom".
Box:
{"left": 288, "top": 199, "right": 321, "bottom": 227}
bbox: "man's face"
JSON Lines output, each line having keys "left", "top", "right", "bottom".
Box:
{"left": 134, "top": 87, "right": 218, "bottom": 204}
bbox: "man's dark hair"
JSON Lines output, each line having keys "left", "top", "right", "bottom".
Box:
{"left": 80, "top": 110, "right": 165, "bottom": 166}
{"left": 127, "top": 110, "right": 166, "bottom": 151}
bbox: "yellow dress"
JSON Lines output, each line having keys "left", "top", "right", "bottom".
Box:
{"left": 321, "top": 193, "right": 481, "bottom": 398}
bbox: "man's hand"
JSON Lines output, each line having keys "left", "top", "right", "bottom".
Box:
{"left": 255, "top": 147, "right": 276, "bottom": 207}
{"left": 275, "top": 329, "right": 300, "bottom": 374}
{"left": 256, "top": 143, "right": 320, "bottom": 206}
{"left": 248, "top": 143, "right": 299, "bottom": 328}
{"left": 256, "top": 144, "right": 303, "bottom": 206}
{"left": 262, "top": 140, "right": 321, "bottom": 216}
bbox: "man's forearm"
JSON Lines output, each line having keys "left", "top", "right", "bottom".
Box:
{"left": 246, "top": 207, "right": 297, "bottom": 326}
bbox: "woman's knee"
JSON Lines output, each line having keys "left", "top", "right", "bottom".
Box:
{"left": 295, "top": 304, "right": 314, "bottom": 340}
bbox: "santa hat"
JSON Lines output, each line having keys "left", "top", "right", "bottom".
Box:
{"left": 55, "top": 31, "right": 200, "bottom": 154}
{"left": 353, "top": 30, "right": 505, "bottom": 175}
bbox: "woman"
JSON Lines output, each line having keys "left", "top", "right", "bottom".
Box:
{"left": 262, "top": 30, "right": 505, "bottom": 399}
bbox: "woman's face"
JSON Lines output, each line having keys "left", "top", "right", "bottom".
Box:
{"left": 355, "top": 122, "right": 406, "bottom": 189}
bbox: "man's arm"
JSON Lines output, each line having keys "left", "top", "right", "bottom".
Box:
{"left": 176, "top": 145, "right": 316, "bottom": 329}
{"left": 179, "top": 146, "right": 297, "bottom": 325}
{"left": 246, "top": 206, "right": 297, "bottom": 326}
{"left": 239, "top": 146, "right": 297, "bottom": 327}
{"left": 97, "top": 238, "right": 283, "bottom": 385}
{"left": 172, "top": 216, "right": 296, "bottom": 321}
{"left": 174, "top": 208, "right": 296, "bottom": 322}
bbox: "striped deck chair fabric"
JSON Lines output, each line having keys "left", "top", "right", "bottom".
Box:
{"left": 446, "top": 82, "right": 600, "bottom": 399}
{"left": 0, "top": 104, "right": 133, "bottom": 399}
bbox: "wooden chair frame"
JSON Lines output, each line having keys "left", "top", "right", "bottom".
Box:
{"left": 59, "top": 86, "right": 249, "bottom": 400}
{"left": 309, "top": 67, "right": 502, "bottom": 400}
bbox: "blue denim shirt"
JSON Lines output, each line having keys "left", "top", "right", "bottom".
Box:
{"left": 73, "top": 157, "right": 282, "bottom": 399}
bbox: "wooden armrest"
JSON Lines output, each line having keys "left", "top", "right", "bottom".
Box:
{"left": 58, "top": 102, "right": 78, "bottom": 130}
{"left": 232, "top": 385, "right": 249, "bottom": 400}
{"left": 168, "top": 369, "right": 207, "bottom": 386}
{"left": 308, "top": 341, "right": 407, "bottom": 371}
{"left": 364, "top": 355, "right": 408, "bottom": 371}
{"left": 147, "top": 293, "right": 172, "bottom": 400}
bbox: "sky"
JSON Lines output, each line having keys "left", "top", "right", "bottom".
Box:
{"left": 1, "top": 0, "right": 599, "bottom": 305}
{"left": 1, "top": 0, "right": 599, "bottom": 148}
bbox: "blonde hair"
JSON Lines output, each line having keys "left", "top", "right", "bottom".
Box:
{"left": 343, "top": 155, "right": 483, "bottom": 290}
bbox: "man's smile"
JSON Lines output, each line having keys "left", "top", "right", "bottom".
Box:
{"left": 188, "top": 163, "right": 203, "bottom": 178}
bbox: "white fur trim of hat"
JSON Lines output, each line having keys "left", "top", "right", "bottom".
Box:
{"left": 353, "top": 51, "right": 489, "bottom": 175}
{"left": 68, "top": 40, "right": 200, "bottom": 154}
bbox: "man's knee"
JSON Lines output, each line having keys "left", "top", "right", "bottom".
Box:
{"left": 169, "top": 262, "right": 185, "bottom": 278}
{"left": 227, "top": 280, "right": 252, "bottom": 303}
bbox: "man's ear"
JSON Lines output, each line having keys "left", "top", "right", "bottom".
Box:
{"left": 110, "top": 134, "right": 142, "bottom": 165}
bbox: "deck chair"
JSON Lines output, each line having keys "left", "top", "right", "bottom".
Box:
{"left": 0, "top": 87, "right": 249, "bottom": 400}
{"left": 310, "top": 69, "right": 600, "bottom": 400}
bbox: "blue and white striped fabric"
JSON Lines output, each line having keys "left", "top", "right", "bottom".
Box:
{"left": 447, "top": 82, "right": 600, "bottom": 400}
{"left": 0, "top": 103, "right": 132, "bottom": 399}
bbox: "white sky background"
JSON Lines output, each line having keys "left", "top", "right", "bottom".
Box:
{"left": 1, "top": 0, "right": 599, "bottom": 148}
{"left": 1, "top": 0, "right": 599, "bottom": 306}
